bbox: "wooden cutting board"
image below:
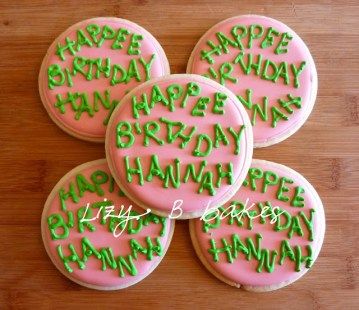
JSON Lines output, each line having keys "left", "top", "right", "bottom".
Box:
{"left": 0, "top": 1, "right": 358, "bottom": 309}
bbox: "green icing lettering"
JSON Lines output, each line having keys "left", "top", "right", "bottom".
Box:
{"left": 214, "top": 123, "right": 229, "bottom": 147}
{"left": 166, "top": 84, "right": 183, "bottom": 112}
{"left": 47, "top": 213, "right": 73, "bottom": 240}
{"left": 163, "top": 159, "right": 181, "bottom": 189}
{"left": 97, "top": 25, "right": 116, "bottom": 47}
{"left": 275, "top": 32, "right": 293, "bottom": 54}
{"left": 212, "top": 92, "right": 227, "bottom": 114}
{"left": 117, "top": 254, "right": 138, "bottom": 277}
{"left": 248, "top": 167, "right": 263, "bottom": 191}
{"left": 200, "top": 40, "right": 222, "bottom": 64}
{"left": 198, "top": 171, "right": 216, "bottom": 196}
{"left": 124, "top": 156, "right": 144, "bottom": 185}
{"left": 90, "top": 170, "right": 109, "bottom": 196}
{"left": 150, "top": 84, "right": 169, "bottom": 108}
{"left": 299, "top": 209, "right": 315, "bottom": 241}
{"left": 278, "top": 94, "right": 302, "bottom": 114}
{"left": 276, "top": 177, "right": 294, "bottom": 202}
{"left": 216, "top": 163, "right": 233, "bottom": 187}
{"left": 262, "top": 170, "right": 279, "bottom": 193}
{"left": 75, "top": 29, "right": 93, "bottom": 51}
{"left": 112, "top": 28, "right": 130, "bottom": 49}
{"left": 132, "top": 93, "right": 150, "bottom": 119}
{"left": 257, "top": 249, "right": 278, "bottom": 273}
{"left": 116, "top": 121, "right": 135, "bottom": 148}
{"left": 231, "top": 25, "right": 247, "bottom": 50}
{"left": 183, "top": 161, "right": 207, "bottom": 183}
{"left": 193, "top": 134, "right": 212, "bottom": 157}
{"left": 86, "top": 24, "right": 101, "bottom": 45}
{"left": 191, "top": 97, "right": 210, "bottom": 117}
{"left": 208, "top": 238, "right": 233, "bottom": 263}
{"left": 228, "top": 125, "right": 245, "bottom": 155}
{"left": 216, "top": 31, "right": 238, "bottom": 53}
{"left": 261, "top": 27, "right": 280, "bottom": 49}
{"left": 77, "top": 205, "right": 96, "bottom": 233}
{"left": 291, "top": 61, "right": 306, "bottom": 88}
{"left": 219, "top": 62, "right": 237, "bottom": 85}
{"left": 291, "top": 186, "right": 305, "bottom": 207}
{"left": 271, "top": 106, "right": 288, "bottom": 128}
{"left": 128, "top": 34, "right": 143, "bottom": 55}
{"left": 160, "top": 117, "right": 196, "bottom": 148}
{"left": 248, "top": 24, "right": 264, "bottom": 48}
{"left": 76, "top": 174, "right": 95, "bottom": 197}
{"left": 181, "top": 82, "right": 201, "bottom": 108}
{"left": 143, "top": 121, "right": 164, "bottom": 146}
{"left": 48, "top": 64, "right": 65, "bottom": 89}
{"left": 234, "top": 52, "right": 263, "bottom": 76}
{"left": 139, "top": 54, "right": 156, "bottom": 81}
{"left": 59, "top": 183, "right": 79, "bottom": 210}
{"left": 147, "top": 154, "right": 165, "bottom": 181}
{"left": 56, "top": 37, "right": 76, "bottom": 61}
{"left": 125, "top": 58, "right": 141, "bottom": 83}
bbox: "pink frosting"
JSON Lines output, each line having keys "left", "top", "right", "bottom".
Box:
{"left": 39, "top": 18, "right": 169, "bottom": 141}
{"left": 187, "top": 15, "right": 317, "bottom": 147}
{"left": 191, "top": 159, "right": 325, "bottom": 287}
{"left": 41, "top": 159, "right": 174, "bottom": 289}
{"left": 106, "top": 74, "right": 253, "bottom": 218}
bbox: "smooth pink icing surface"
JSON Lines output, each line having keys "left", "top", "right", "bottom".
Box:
{"left": 39, "top": 18, "right": 169, "bottom": 140}
{"left": 191, "top": 159, "right": 325, "bottom": 287}
{"left": 106, "top": 74, "right": 253, "bottom": 217}
{"left": 42, "top": 160, "right": 174, "bottom": 289}
{"left": 187, "top": 15, "right": 317, "bottom": 146}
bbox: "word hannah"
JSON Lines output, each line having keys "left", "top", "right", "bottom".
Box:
{"left": 209, "top": 233, "right": 313, "bottom": 273}
{"left": 123, "top": 156, "right": 235, "bottom": 196}
{"left": 57, "top": 236, "right": 163, "bottom": 277}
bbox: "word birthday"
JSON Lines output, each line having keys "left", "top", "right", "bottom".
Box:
{"left": 115, "top": 81, "right": 247, "bottom": 196}
{"left": 48, "top": 54, "right": 155, "bottom": 89}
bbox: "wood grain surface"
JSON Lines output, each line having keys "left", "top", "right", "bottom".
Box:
{"left": 0, "top": 1, "right": 358, "bottom": 309}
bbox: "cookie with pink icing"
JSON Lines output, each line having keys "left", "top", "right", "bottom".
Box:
{"left": 39, "top": 17, "right": 170, "bottom": 142}
{"left": 190, "top": 159, "right": 325, "bottom": 291}
{"left": 187, "top": 15, "right": 318, "bottom": 147}
{"left": 41, "top": 159, "right": 174, "bottom": 290}
{"left": 105, "top": 74, "right": 253, "bottom": 219}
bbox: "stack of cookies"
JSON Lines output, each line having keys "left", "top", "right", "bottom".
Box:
{"left": 39, "top": 16, "right": 325, "bottom": 291}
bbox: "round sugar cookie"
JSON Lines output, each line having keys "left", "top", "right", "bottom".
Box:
{"left": 39, "top": 17, "right": 170, "bottom": 142}
{"left": 41, "top": 159, "right": 174, "bottom": 290}
{"left": 187, "top": 15, "right": 318, "bottom": 147}
{"left": 106, "top": 74, "right": 253, "bottom": 219}
{"left": 190, "top": 159, "right": 325, "bottom": 291}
